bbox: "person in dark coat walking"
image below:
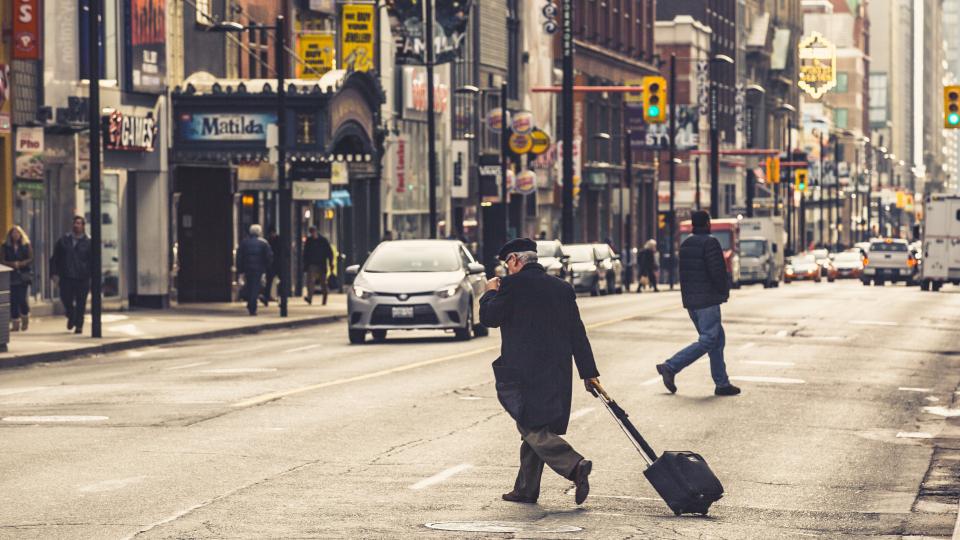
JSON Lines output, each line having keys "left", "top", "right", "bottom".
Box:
{"left": 636, "top": 239, "right": 659, "bottom": 293}
{"left": 2, "top": 225, "right": 34, "bottom": 331}
{"left": 656, "top": 211, "right": 740, "bottom": 396}
{"left": 236, "top": 224, "right": 273, "bottom": 315}
{"left": 480, "top": 238, "right": 600, "bottom": 506}
{"left": 302, "top": 226, "right": 334, "bottom": 305}
{"left": 261, "top": 230, "right": 281, "bottom": 306}
{"left": 51, "top": 216, "right": 92, "bottom": 334}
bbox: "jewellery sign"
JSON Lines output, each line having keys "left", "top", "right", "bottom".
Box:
{"left": 385, "top": 0, "right": 472, "bottom": 65}
{"left": 798, "top": 32, "right": 837, "bottom": 100}
{"left": 105, "top": 111, "right": 157, "bottom": 152}
{"left": 340, "top": 3, "right": 375, "bottom": 72}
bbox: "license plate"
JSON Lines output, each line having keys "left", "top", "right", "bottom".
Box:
{"left": 392, "top": 306, "right": 414, "bottom": 319}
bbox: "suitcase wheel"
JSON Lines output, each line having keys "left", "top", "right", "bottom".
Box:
{"left": 674, "top": 510, "right": 682, "bottom": 516}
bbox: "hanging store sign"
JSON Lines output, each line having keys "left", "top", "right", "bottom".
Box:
{"left": 486, "top": 109, "right": 510, "bottom": 133}
{"left": 340, "top": 3, "right": 375, "bottom": 72}
{"left": 509, "top": 133, "right": 533, "bottom": 154}
{"left": 514, "top": 170, "right": 536, "bottom": 195}
{"left": 126, "top": 0, "right": 167, "bottom": 93}
{"left": 529, "top": 129, "right": 551, "bottom": 155}
{"left": 331, "top": 161, "right": 349, "bottom": 185}
{"left": 15, "top": 127, "right": 44, "bottom": 180}
{"left": 385, "top": 0, "right": 473, "bottom": 65}
{"left": 177, "top": 112, "right": 277, "bottom": 142}
{"left": 293, "top": 181, "right": 331, "bottom": 201}
{"left": 298, "top": 33, "right": 335, "bottom": 79}
{"left": 511, "top": 111, "right": 534, "bottom": 135}
{"left": 798, "top": 32, "right": 837, "bottom": 100}
{"left": 13, "top": 0, "right": 41, "bottom": 59}
{"left": 105, "top": 111, "right": 157, "bottom": 152}
{"left": 404, "top": 66, "right": 449, "bottom": 113}
{"left": 450, "top": 140, "right": 470, "bottom": 198}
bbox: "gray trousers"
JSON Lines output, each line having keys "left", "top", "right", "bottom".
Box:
{"left": 513, "top": 424, "right": 584, "bottom": 499}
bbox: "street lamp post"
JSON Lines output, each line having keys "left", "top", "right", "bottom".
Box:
{"left": 87, "top": 0, "right": 103, "bottom": 338}
{"left": 708, "top": 55, "right": 734, "bottom": 219}
{"left": 592, "top": 127, "right": 634, "bottom": 287}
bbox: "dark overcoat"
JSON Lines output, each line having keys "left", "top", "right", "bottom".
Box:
{"left": 236, "top": 236, "right": 274, "bottom": 275}
{"left": 678, "top": 228, "right": 730, "bottom": 310}
{"left": 479, "top": 263, "right": 599, "bottom": 434}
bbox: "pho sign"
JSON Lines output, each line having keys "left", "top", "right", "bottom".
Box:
{"left": 798, "top": 32, "right": 837, "bottom": 100}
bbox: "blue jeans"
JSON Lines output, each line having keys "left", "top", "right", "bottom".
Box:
{"left": 665, "top": 305, "right": 730, "bottom": 387}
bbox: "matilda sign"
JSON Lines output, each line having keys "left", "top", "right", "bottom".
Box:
{"left": 177, "top": 112, "right": 278, "bottom": 142}
{"left": 798, "top": 32, "right": 837, "bottom": 100}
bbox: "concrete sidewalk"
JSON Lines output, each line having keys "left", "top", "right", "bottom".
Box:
{"left": 0, "top": 295, "right": 346, "bottom": 369}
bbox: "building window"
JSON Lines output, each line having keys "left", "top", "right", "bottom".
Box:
{"left": 835, "top": 72, "right": 848, "bottom": 93}
{"left": 834, "top": 108, "right": 848, "bottom": 129}
{"left": 723, "top": 184, "right": 737, "bottom": 216}
{"left": 195, "top": 0, "right": 212, "bottom": 25}
{"left": 868, "top": 73, "right": 888, "bottom": 127}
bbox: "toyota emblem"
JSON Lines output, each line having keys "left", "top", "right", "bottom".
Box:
{"left": 398, "top": 294, "right": 409, "bottom": 301}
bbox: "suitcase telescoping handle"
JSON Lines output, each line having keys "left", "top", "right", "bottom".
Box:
{"left": 589, "top": 381, "right": 658, "bottom": 466}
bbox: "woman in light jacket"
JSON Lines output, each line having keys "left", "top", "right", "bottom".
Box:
{"left": 2, "top": 226, "right": 34, "bottom": 331}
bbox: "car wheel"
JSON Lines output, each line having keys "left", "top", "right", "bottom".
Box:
{"left": 455, "top": 309, "right": 473, "bottom": 341}
{"left": 933, "top": 281, "right": 943, "bottom": 292}
{"left": 607, "top": 272, "right": 616, "bottom": 295}
{"left": 472, "top": 322, "right": 489, "bottom": 337}
{"left": 371, "top": 330, "right": 387, "bottom": 342}
{"left": 921, "top": 279, "right": 931, "bottom": 291}
{"left": 861, "top": 279, "right": 870, "bottom": 286}
{"left": 828, "top": 277, "right": 835, "bottom": 283}
{"left": 348, "top": 329, "right": 366, "bottom": 344}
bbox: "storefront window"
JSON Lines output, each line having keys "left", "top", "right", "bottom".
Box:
{"left": 83, "top": 173, "right": 122, "bottom": 298}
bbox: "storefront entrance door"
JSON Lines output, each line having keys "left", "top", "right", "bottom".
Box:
{"left": 176, "top": 167, "right": 233, "bottom": 302}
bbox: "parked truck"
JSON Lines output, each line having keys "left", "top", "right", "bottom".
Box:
{"left": 737, "top": 217, "right": 786, "bottom": 288}
{"left": 919, "top": 194, "right": 960, "bottom": 292}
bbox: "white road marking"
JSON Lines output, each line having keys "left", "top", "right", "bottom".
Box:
{"left": 164, "top": 361, "right": 210, "bottom": 371}
{"left": 0, "top": 386, "right": 49, "bottom": 396}
{"left": 922, "top": 406, "right": 960, "bottom": 418}
{"left": 775, "top": 330, "right": 789, "bottom": 338}
{"left": 409, "top": 463, "right": 473, "bottom": 490}
{"left": 850, "top": 320, "right": 899, "bottom": 327}
{"left": 899, "top": 387, "right": 932, "bottom": 393}
{"left": 896, "top": 432, "right": 933, "bottom": 439}
{"left": 730, "top": 376, "right": 805, "bottom": 385}
{"left": 200, "top": 368, "right": 277, "bottom": 374}
{"left": 741, "top": 360, "right": 795, "bottom": 367}
{"left": 926, "top": 396, "right": 941, "bottom": 403}
{"left": 107, "top": 324, "right": 146, "bottom": 336}
{"left": 740, "top": 342, "right": 755, "bottom": 350}
{"left": 641, "top": 376, "right": 663, "bottom": 386}
{"left": 2, "top": 415, "right": 109, "bottom": 423}
{"left": 458, "top": 396, "right": 483, "bottom": 401}
{"left": 569, "top": 407, "right": 595, "bottom": 421}
{"left": 283, "top": 343, "right": 324, "bottom": 354}
{"left": 78, "top": 476, "right": 146, "bottom": 493}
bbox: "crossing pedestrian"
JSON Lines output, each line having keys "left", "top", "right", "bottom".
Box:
{"left": 2, "top": 225, "right": 34, "bottom": 332}
{"left": 302, "top": 226, "right": 334, "bottom": 306}
{"left": 636, "top": 239, "right": 659, "bottom": 293}
{"left": 480, "top": 238, "right": 600, "bottom": 506}
{"left": 236, "top": 224, "right": 273, "bottom": 316}
{"left": 656, "top": 211, "right": 741, "bottom": 396}
{"left": 51, "top": 216, "right": 92, "bottom": 334}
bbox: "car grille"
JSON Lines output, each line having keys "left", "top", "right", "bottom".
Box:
{"left": 370, "top": 304, "right": 440, "bottom": 325}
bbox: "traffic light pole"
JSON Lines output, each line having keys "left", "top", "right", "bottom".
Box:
{"left": 668, "top": 53, "right": 677, "bottom": 290}
{"left": 426, "top": 0, "right": 438, "bottom": 238}
{"left": 833, "top": 134, "right": 841, "bottom": 251}
{"left": 277, "top": 15, "right": 290, "bottom": 318}
{"left": 88, "top": 0, "right": 103, "bottom": 338}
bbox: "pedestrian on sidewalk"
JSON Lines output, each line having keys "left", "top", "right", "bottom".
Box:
{"left": 636, "top": 239, "right": 659, "bottom": 293}
{"left": 236, "top": 224, "right": 273, "bottom": 316}
{"left": 302, "top": 226, "right": 334, "bottom": 306}
{"left": 656, "top": 211, "right": 740, "bottom": 396}
{"left": 261, "top": 229, "right": 281, "bottom": 306}
{"left": 51, "top": 216, "right": 92, "bottom": 334}
{"left": 2, "top": 225, "right": 34, "bottom": 331}
{"left": 480, "top": 238, "right": 600, "bottom": 506}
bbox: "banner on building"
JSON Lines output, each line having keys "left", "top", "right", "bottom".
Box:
{"left": 340, "top": 3, "right": 375, "bottom": 72}
{"left": 127, "top": 0, "right": 167, "bottom": 93}
{"left": 13, "top": 0, "right": 42, "bottom": 59}
{"left": 298, "top": 33, "right": 335, "bottom": 78}
{"left": 15, "top": 127, "right": 44, "bottom": 180}
{"left": 385, "top": 0, "right": 472, "bottom": 65}
{"left": 638, "top": 106, "right": 700, "bottom": 150}
{"left": 177, "top": 112, "right": 277, "bottom": 142}
{"left": 479, "top": 153, "right": 502, "bottom": 202}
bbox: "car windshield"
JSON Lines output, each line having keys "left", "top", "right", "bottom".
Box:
{"left": 834, "top": 252, "right": 861, "bottom": 262}
{"left": 740, "top": 240, "right": 765, "bottom": 257}
{"left": 593, "top": 244, "right": 611, "bottom": 259}
{"left": 537, "top": 241, "right": 560, "bottom": 257}
{"left": 681, "top": 231, "right": 733, "bottom": 251}
{"left": 364, "top": 244, "right": 461, "bottom": 272}
{"left": 564, "top": 245, "right": 595, "bottom": 263}
{"left": 791, "top": 255, "right": 816, "bottom": 265}
{"left": 870, "top": 241, "right": 908, "bottom": 252}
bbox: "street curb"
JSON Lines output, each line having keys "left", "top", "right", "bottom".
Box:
{"left": 0, "top": 314, "right": 344, "bottom": 371}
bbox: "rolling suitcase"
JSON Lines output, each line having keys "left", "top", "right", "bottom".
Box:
{"left": 591, "top": 383, "right": 724, "bottom": 516}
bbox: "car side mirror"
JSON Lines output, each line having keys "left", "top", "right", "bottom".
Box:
{"left": 467, "top": 262, "right": 486, "bottom": 275}
{"left": 344, "top": 264, "right": 360, "bottom": 285}
{"left": 560, "top": 255, "right": 570, "bottom": 263}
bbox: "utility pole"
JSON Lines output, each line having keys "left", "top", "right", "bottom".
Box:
{"left": 833, "top": 134, "right": 841, "bottom": 251}
{"left": 623, "top": 123, "right": 633, "bottom": 289}
{"left": 276, "top": 15, "right": 290, "bottom": 317}
{"left": 560, "top": 0, "right": 574, "bottom": 242}
{"left": 88, "top": 0, "right": 103, "bottom": 338}
{"left": 668, "top": 53, "right": 677, "bottom": 290}
{"left": 426, "top": 0, "right": 438, "bottom": 238}
{"left": 709, "top": 72, "right": 720, "bottom": 219}
{"left": 500, "top": 81, "right": 509, "bottom": 240}
{"left": 818, "top": 131, "right": 825, "bottom": 246}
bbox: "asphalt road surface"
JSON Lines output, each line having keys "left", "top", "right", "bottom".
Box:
{"left": 2, "top": 281, "right": 960, "bottom": 539}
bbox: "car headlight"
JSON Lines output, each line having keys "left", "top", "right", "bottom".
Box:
{"left": 436, "top": 284, "right": 460, "bottom": 298}
{"left": 785, "top": 266, "right": 793, "bottom": 274}
{"left": 352, "top": 285, "right": 373, "bottom": 299}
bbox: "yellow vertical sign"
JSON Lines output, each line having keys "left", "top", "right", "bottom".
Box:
{"left": 340, "top": 3, "right": 375, "bottom": 73}
{"left": 297, "top": 33, "right": 335, "bottom": 79}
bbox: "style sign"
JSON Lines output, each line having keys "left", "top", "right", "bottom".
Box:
{"left": 298, "top": 33, "right": 335, "bottom": 79}
{"left": 798, "top": 32, "right": 837, "bottom": 100}
{"left": 340, "top": 3, "right": 375, "bottom": 72}
{"left": 127, "top": 0, "right": 167, "bottom": 93}
{"left": 292, "top": 181, "right": 331, "bottom": 201}
{"left": 105, "top": 111, "right": 157, "bottom": 152}
{"left": 13, "top": 0, "right": 41, "bottom": 59}
{"left": 177, "top": 112, "right": 277, "bottom": 142}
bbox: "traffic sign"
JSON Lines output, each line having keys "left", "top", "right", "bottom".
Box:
{"left": 509, "top": 133, "right": 533, "bottom": 154}
{"left": 529, "top": 129, "right": 551, "bottom": 155}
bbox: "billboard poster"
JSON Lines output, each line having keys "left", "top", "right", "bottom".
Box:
{"left": 127, "top": 0, "right": 166, "bottom": 93}
{"left": 385, "top": 0, "right": 472, "bottom": 65}
{"left": 13, "top": 0, "right": 42, "bottom": 60}
{"left": 177, "top": 112, "right": 277, "bottom": 143}
{"left": 340, "top": 3, "right": 376, "bottom": 72}
{"left": 298, "top": 33, "right": 335, "bottom": 79}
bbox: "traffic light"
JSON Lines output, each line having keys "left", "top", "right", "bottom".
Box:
{"left": 795, "top": 169, "right": 809, "bottom": 192}
{"left": 945, "top": 85, "right": 960, "bottom": 128}
{"left": 766, "top": 157, "right": 781, "bottom": 184}
{"left": 642, "top": 76, "right": 667, "bottom": 124}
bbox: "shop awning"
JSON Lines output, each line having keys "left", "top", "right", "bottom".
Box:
{"left": 316, "top": 189, "right": 352, "bottom": 208}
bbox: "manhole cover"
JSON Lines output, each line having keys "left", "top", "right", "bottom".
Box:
{"left": 425, "top": 521, "right": 582, "bottom": 533}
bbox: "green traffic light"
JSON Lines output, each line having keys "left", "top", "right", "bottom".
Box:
{"left": 648, "top": 105, "right": 661, "bottom": 117}
{"left": 949, "top": 112, "right": 960, "bottom": 126}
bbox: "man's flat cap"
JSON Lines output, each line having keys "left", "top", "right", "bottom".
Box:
{"left": 498, "top": 238, "right": 538, "bottom": 260}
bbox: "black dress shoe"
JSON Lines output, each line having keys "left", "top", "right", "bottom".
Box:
{"left": 501, "top": 491, "right": 537, "bottom": 504}
{"left": 656, "top": 364, "right": 677, "bottom": 394}
{"left": 715, "top": 384, "right": 741, "bottom": 396}
{"left": 67, "top": 318, "right": 74, "bottom": 330}
{"left": 573, "top": 459, "right": 592, "bottom": 505}
{"left": 74, "top": 327, "right": 82, "bottom": 335}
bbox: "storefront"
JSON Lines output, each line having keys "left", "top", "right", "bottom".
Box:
{"left": 170, "top": 70, "right": 382, "bottom": 302}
